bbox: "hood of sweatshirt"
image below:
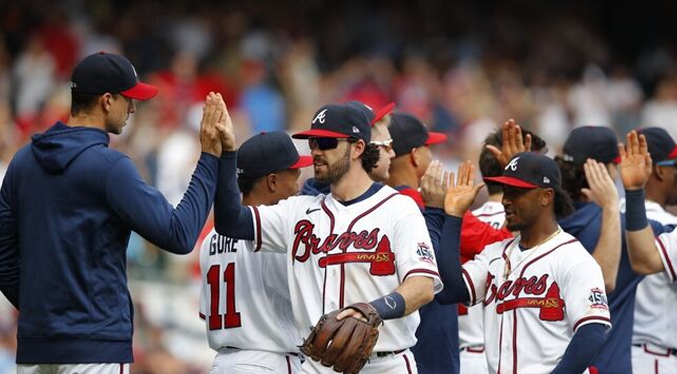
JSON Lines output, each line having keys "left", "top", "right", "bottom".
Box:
{"left": 31, "top": 122, "right": 110, "bottom": 174}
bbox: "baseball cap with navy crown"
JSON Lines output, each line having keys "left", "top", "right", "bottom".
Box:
{"left": 388, "top": 112, "right": 448, "bottom": 157}
{"left": 237, "top": 132, "right": 313, "bottom": 178}
{"left": 561, "top": 126, "right": 620, "bottom": 165}
{"left": 71, "top": 52, "right": 158, "bottom": 101}
{"left": 484, "top": 152, "right": 562, "bottom": 191}
{"left": 292, "top": 103, "right": 372, "bottom": 142}
{"left": 346, "top": 101, "right": 396, "bottom": 125}
{"left": 637, "top": 127, "right": 677, "bottom": 166}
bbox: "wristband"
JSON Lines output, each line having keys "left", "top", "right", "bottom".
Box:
{"left": 369, "top": 292, "right": 406, "bottom": 320}
{"left": 625, "top": 189, "right": 648, "bottom": 231}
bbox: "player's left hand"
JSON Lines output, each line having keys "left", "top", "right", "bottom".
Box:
{"left": 486, "top": 118, "right": 532, "bottom": 168}
{"left": 581, "top": 159, "right": 619, "bottom": 209}
{"left": 421, "top": 160, "right": 450, "bottom": 209}
{"left": 443, "top": 161, "right": 484, "bottom": 217}
{"left": 618, "top": 130, "right": 652, "bottom": 191}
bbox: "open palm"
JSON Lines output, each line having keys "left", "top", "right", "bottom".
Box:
{"left": 444, "top": 161, "right": 485, "bottom": 217}
{"left": 618, "top": 131, "right": 652, "bottom": 190}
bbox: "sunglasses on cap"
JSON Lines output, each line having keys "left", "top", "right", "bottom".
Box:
{"left": 370, "top": 138, "right": 394, "bottom": 152}
{"left": 308, "top": 137, "right": 356, "bottom": 151}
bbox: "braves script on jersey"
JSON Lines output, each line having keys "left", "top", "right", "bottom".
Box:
{"left": 461, "top": 229, "right": 611, "bottom": 373}
{"left": 250, "top": 185, "right": 442, "bottom": 352}
{"left": 199, "top": 229, "right": 300, "bottom": 353}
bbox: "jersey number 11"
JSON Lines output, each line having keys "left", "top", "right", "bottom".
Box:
{"left": 206, "top": 263, "right": 242, "bottom": 330}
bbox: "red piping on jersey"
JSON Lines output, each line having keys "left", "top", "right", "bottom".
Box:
{"left": 403, "top": 268, "right": 440, "bottom": 280}
{"left": 513, "top": 311, "right": 518, "bottom": 374}
{"left": 338, "top": 192, "right": 399, "bottom": 308}
{"left": 286, "top": 356, "right": 292, "bottom": 374}
{"left": 656, "top": 236, "right": 676, "bottom": 281}
{"left": 573, "top": 316, "right": 611, "bottom": 331}
{"left": 476, "top": 211, "right": 505, "bottom": 218}
{"left": 462, "top": 269, "right": 477, "bottom": 305}
{"left": 497, "top": 309, "right": 505, "bottom": 374}
{"left": 199, "top": 312, "right": 205, "bottom": 320}
{"left": 643, "top": 344, "right": 671, "bottom": 357}
{"left": 403, "top": 352, "right": 413, "bottom": 374}
{"left": 517, "top": 239, "right": 578, "bottom": 278}
{"left": 321, "top": 198, "right": 335, "bottom": 314}
{"left": 120, "top": 364, "right": 123, "bottom": 374}
{"left": 252, "top": 206, "right": 262, "bottom": 252}
{"left": 655, "top": 359, "right": 659, "bottom": 374}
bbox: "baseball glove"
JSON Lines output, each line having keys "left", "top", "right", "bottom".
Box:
{"left": 300, "top": 302, "right": 382, "bottom": 374}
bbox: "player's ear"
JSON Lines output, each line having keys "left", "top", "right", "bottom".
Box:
{"left": 352, "top": 139, "right": 366, "bottom": 160}
{"left": 266, "top": 173, "right": 278, "bottom": 193}
{"left": 654, "top": 164, "right": 667, "bottom": 182}
{"left": 540, "top": 188, "right": 555, "bottom": 207}
{"left": 410, "top": 148, "right": 419, "bottom": 168}
{"left": 101, "top": 93, "right": 113, "bottom": 113}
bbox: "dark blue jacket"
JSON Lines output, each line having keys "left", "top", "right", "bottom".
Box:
{"left": 559, "top": 202, "right": 642, "bottom": 374}
{"left": 0, "top": 122, "right": 219, "bottom": 364}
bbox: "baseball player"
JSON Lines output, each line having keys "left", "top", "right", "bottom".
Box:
{"left": 214, "top": 103, "right": 442, "bottom": 374}
{"left": 198, "top": 132, "right": 313, "bottom": 373}
{"left": 0, "top": 53, "right": 228, "bottom": 374}
{"left": 301, "top": 101, "right": 395, "bottom": 195}
{"left": 457, "top": 127, "right": 548, "bottom": 374}
{"left": 437, "top": 153, "right": 611, "bottom": 374}
{"left": 618, "top": 129, "right": 677, "bottom": 373}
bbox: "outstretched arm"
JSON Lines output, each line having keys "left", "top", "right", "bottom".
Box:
{"left": 582, "top": 159, "right": 621, "bottom": 292}
{"left": 619, "top": 131, "right": 665, "bottom": 274}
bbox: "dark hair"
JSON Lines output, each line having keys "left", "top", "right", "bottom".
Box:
{"left": 554, "top": 155, "right": 587, "bottom": 202}
{"left": 479, "top": 128, "right": 548, "bottom": 195}
{"left": 360, "top": 143, "right": 380, "bottom": 173}
{"left": 70, "top": 91, "right": 101, "bottom": 116}
{"left": 554, "top": 188, "right": 575, "bottom": 219}
{"left": 237, "top": 175, "right": 262, "bottom": 196}
{"left": 70, "top": 92, "right": 123, "bottom": 116}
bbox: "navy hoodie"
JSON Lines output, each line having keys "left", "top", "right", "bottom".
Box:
{"left": 0, "top": 122, "right": 219, "bottom": 364}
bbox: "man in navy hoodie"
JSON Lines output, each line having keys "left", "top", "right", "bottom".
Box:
{"left": 0, "top": 52, "right": 232, "bottom": 374}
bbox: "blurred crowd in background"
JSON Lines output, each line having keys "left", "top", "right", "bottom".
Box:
{"left": 1, "top": 0, "right": 677, "bottom": 373}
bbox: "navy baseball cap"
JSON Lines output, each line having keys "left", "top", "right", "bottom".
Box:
{"left": 389, "top": 112, "right": 448, "bottom": 157}
{"left": 484, "top": 152, "right": 562, "bottom": 190}
{"left": 237, "top": 132, "right": 313, "bottom": 178}
{"left": 292, "top": 103, "right": 372, "bottom": 142}
{"left": 71, "top": 52, "right": 158, "bottom": 100}
{"left": 346, "top": 101, "right": 396, "bottom": 125}
{"left": 561, "top": 126, "right": 620, "bottom": 165}
{"left": 637, "top": 127, "right": 677, "bottom": 166}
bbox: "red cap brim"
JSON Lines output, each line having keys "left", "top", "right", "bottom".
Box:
{"left": 483, "top": 176, "right": 538, "bottom": 189}
{"left": 372, "top": 102, "right": 395, "bottom": 125}
{"left": 290, "top": 155, "right": 313, "bottom": 169}
{"left": 669, "top": 146, "right": 677, "bottom": 160}
{"left": 292, "top": 129, "right": 350, "bottom": 139}
{"left": 121, "top": 82, "right": 159, "bottom": 101}
{"left": 425, "top": 132, "right": 448, "bottom": 145}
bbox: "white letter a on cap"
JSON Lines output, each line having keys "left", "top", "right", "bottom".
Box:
{"left": 505, "top": 157, "right": 519, "bottom": 171}
{"left": 312, "top": 109, "right": 328, "bottom": 124}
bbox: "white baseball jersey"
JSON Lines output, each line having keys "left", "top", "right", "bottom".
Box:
{"left": 251, "top": 185, "right": 443, "bottom": 352}
{"left": 199, "top": 229, "right": 301, "bottom": 353}
{"left": 460, "top": 201, "right": 506, "bottom": 349}
{"left": 462, "top": 229, "right": 611, "bottom": 374}
{"left": 632, "top": 201, "right": 677, "bottom": 349}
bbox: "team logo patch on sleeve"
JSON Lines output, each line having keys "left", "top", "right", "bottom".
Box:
{"left": 588, "top": 288, "right": 609, "bottom": 310}
{"left": 416, "top": 242, "right": 434, "bottom": 264}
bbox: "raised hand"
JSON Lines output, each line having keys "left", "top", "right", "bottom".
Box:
{"left": 420, "top": 160, "right": 450, "bottom": 209}
{"left": 486, "top": 119, "right": 532, "bottom": 168}
{"left": 581, "top": 159, "right": 619, "bottom": 209}
{"left": 618, "top": 131, "right": 652, "bottom": 190}
{"left": 444, "top": 161, "right": 485, "bottom": 217}
{"left": 214, "top": 93, "right": 237, "bottom": 152}
{"left": 199, "top": 92, "right": 223, "bottom": 157}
